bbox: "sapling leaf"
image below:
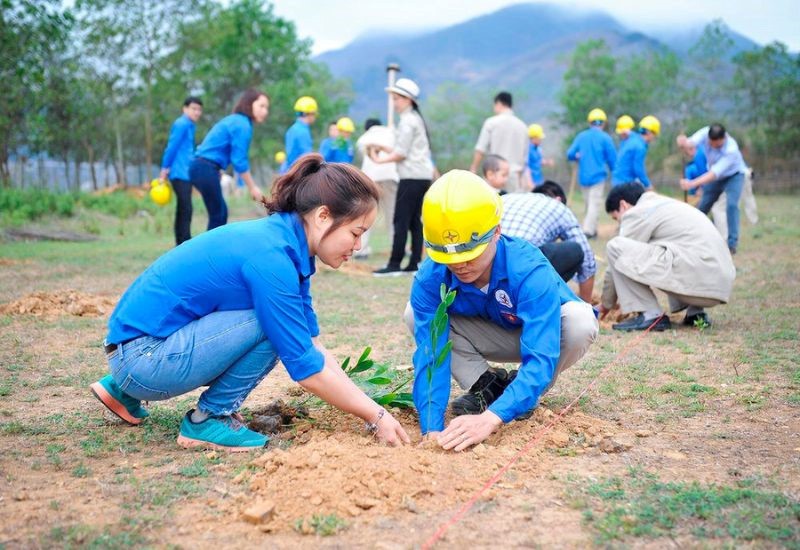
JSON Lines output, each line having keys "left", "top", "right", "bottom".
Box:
{"left": 440, "top": 283, "right": 446, "bottom": 302}
{"left": 349, "top": 359, "right": 374, "bottom": 374}
{"left": 435, "top": 340, "right": 453, "bottom": 369}
{"left": 375, "top": 393, "right": 396, "bottom": 405}
{"left": 366, "top": 377, "right": 392, "bottom": 385}
{"left": 444, "top": 290, "right": 456, "bottom": 307}
{"left": 341, "top": 356, "right": 350, "bottom": 372}
{"left": 357, "top": 346, "right": 372, "bottom": 364}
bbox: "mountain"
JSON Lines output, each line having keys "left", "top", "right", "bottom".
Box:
{"left": 314, "top": 3, "right": 759, "bottom": 124}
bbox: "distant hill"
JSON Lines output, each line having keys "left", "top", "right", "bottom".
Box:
{"left": 315, "top": 2, "right": 759, "bottom": 124}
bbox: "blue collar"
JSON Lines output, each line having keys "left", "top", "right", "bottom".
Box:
{"left": 285, "top": 212, "right": 315, "bottom": 278}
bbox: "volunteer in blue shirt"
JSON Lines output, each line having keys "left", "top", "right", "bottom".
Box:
{"left": 403, "top": 171, "right": 598, "bottom": 450}
{"left": 320, "top": 117, "right": 355, "bottom": 163}
{"left": 566, "top": 108, "right": 616, "bottom": 238}
{"left": 683, "top": 142, "right": 707, "bottom": 198}
{"left": 677, "top": 123, "right": 748, "bottom": 254}
{"left": 526, "top": 123, "right": 552, "bottom": 186}
{"left": 89, "top": 154, "right": 411, "bottom": 451}
{"left": 611, "top": 115, "right": 660, "bottom": 189}
{"left": 188, "top": 89, "right": 267, "bottom": 236}
{"left": 285, "top": 96, "right": 318, "bottom": 167}
{"left": 160, "top": 96, "right": 203, "bottom": 245}
{"left": 318, "top": 121, "right": 338, "bottom": 161}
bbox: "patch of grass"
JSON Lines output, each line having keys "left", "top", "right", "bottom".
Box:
{"left": 179, "top": 458, "right": 212, "bottom": 478}
{"left": 127, "top": 475, "right": 205, "bottom": 509}
{"left": 294, "top": 514, "right": 348, "bottom": 536}
{"left": 568, "top": 469, "right": 800, "bottom": 545}
{"left": 72, "top": 462, "right": 91, "bottom": 478}
{"left": 44, "top": 523, "right": 147, "bottom": 549}
{"left": 45, "top": 443, "right": 66, "bottom": 468}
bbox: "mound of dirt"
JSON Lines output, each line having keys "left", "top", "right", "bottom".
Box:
{"left": 241, "top": 407, "right": 621, "bottom": 533}
{"left": 0, "top": 290, "right": 117, "bottom": 317}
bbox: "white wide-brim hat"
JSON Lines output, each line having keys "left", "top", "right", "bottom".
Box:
{"left": 385, "top": 78, "right": 420, "bottom": 100}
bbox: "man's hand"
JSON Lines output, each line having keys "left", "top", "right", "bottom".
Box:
{"left": 598, "top": 304, "right": 611, "bottom": 320}
{"left": 159, "top": 168, "right": 169, "bottom": 182}
{"left": 679, "top": 178, "right": 695, "bottom": 191}
{"left": 375, "top": 411, "right": 411, "bottom": 447}
{"left": 438, "top": 411, "right": 503, "bottom": 451}
{"left": 249, "top": 185, "right": 264, "bottom": 203}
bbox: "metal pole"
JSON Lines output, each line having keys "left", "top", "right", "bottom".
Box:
{"left": 386, "top": 63, "right": 400, "bottom": 129}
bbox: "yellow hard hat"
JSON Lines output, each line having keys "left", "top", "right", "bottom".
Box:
{"left": 639, "top": 115, "right": 661, "bottom": 136}
{"left": 293, "top": 96, "right": 318, "bottom": 114}
{"left": 615, "top": 115, "right": 635, "bottom": 134}
{"left": 587, "top": 108, "right": 607, "bottom": 123}
{"left": 527, "top": 123, "right": 545, "bottom": 139}
{"left": 336, "top": 116, "right": 355, "bottom": 133}
{"left": 274, "top": 151, "right": 286, "bottom": 163}
{"left": 422, "top": 170, "right": 502, "bottom": 265}
{"left": 149, "top": 179, "right": 171, "bottom": 206}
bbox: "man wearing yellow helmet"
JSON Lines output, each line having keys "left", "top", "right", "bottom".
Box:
{"left": 611, "top": 115, "right": 660, "bottom": 189}
{"left": 566, "top": 108, "right": 617, "bottom": 238}
{"left": 285, "top": 96, "right": 318, "bottom": 167}
{"left": 274, "top": 151, "right": 288, "bottom": 175}
{"left": 404, "top": 170, "right": 598, "bottom": 450}
{"left": 319, "top": 117, "right": 355, "bottom": 163}
{"left": 526, "top": 123, "right": 554, "bottom": 186}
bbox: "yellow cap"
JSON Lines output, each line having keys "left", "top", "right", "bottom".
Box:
{"left": 336, "top": 116, "right": 355, "bottom": 133}
{"left": 639, "top": 115, "right": 661, "bottom": 136}
{"left": 527, "top": 123, "right": 545, "bottom": 139}
{"left": 587, "top": 108, "right": 607, "bottom": 123}
{"left": 422, "top": 170, "right": 502, "bottom": 265}
{"left": 274, "top": 151, "right": 286, "bottom": 163}
{"left": 615, "top": 115, "right": 635, "bottom": 134}
{"left": 149, "top": 179, "right": 171, "bottom": 206}
{"left": 293, "top": 96, "right": 318, "bottom": 114}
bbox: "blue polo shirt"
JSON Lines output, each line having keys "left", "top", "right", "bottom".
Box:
{"left": 684, "top": 148, "right": 707, "bottom": 197}
{"left": 195, "top": 113, "right": 253, "bottom": 174}
{"left": 106, "top": 213, "right": 324, "bottom": 382}
{"left": 611, "top": 132, "right": 650, "bottom": 187}
{"left": 320, "top": 138, "right": 354, "bottom": 163}
{"left": 285, "top": 119, "right": 313, "bottom": 167}
{"left": 409, "top": 236, "right": 580, "bottom": 433}
{"left": 566, "top": 126, "right": 616, "bottom": 186}
{"left": 528, "top": 144, "right": 543, "bottom": 185}
{"left": 161, "top": 114, "right": 195, "bottom": 181}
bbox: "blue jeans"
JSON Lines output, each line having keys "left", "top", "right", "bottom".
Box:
{"left": 107, "top": 310, "right": 278, "bottom": 416}
{"left": 188, "top": 158, "right": 228, "bottom": 230}
{"left": 697, "top": 171, "right": 744, "bottom": 249}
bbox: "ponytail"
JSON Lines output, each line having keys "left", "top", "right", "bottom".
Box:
{"left": 412, "top": 101, "right": 433, "bottom": 156}
{"left": 265, "top": 153, "right": 380, "bottom": 235}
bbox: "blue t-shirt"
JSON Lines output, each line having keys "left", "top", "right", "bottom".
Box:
{"left": 566, "top": 127, "right": 616, "bottom": 186}
{"left": 611, "top": 132, "right": 650, "bottom": 187}
{"left": 684, "top": 148, "right": 708, "bottom": 196}
{"left": 160, "top": 114, "right": 196, "bottom": 181}
{"left": 285, "top": 119, "right": 313, "bottom": 167}
{"left": 106, "top": 213, "right": 324, "bottom": 381}
{"left": 409, "top": 236, "right": 580, "bottom": 433}
{"left": 194, "top": 113, "right": 253, "bottom": 174}
{"left": 528, "top": 144, "right": 543, "bottom": 185}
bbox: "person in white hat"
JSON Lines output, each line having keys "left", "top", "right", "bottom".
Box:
{"left": 369, "top": 77, "right": 434, "bottom": 277}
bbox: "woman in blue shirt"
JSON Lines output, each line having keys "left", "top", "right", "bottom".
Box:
{"left": 187, "top": 89, "right": 268, "bottom": 238}
{"left": 90, "top": 154, "right": 411, "bottom": 451}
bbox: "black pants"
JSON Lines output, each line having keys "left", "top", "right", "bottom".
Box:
{"left": 172, "top": 178, "right": 193, "bottom": 245}
{"left": 539, "top": 241, "right": 584, "bottom": 282}
{"left": 389, "top": 178, "right": 431, "bottom": 268}
{"left": 188, "top": 158, "right": 228, "bottom": 234}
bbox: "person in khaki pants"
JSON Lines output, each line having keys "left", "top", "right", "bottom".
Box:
{"left": 599, "top": 183, "right": 736, "bottom": 331}
{"left": 404, "top": 170, "right": 598, "bottom": 451}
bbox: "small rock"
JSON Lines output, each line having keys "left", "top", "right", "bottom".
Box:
{"left": 242, "top": 500, "right": 275, "bottom": 524}
{"left": 310, "top": 495, "right": 323, "bottom": 506}
{"left": 249, "top": 414, "right": 282, "bottom": 434}
{"left": 472, "top": 443, "right": 488, "bottom": 457}
{"left": 548, "top": 431, "right": 570, "bottom": 448}
{"left": 307, "top": 451, "right": 322, "bottom": 467}
{"left": 401, "top": 494, "right": 419, "bottom": 513}
{"left": 13, "top": 492, "right": 29, "bottom": 501}
{"left": 365, "top": 448, "right": 379, "bottom": 458}
{"left": 599, "top": 435, "right": 634, "bottom": 453}
{"left": 635, "top": 430, "right": 653, "bottom": 438}
{"left": 354, "top": 496, "right": 380, "bottom": 509}
{"left": 663, "top": 450, "right": 688, "bottom": 460}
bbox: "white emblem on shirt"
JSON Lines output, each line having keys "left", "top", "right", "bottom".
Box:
{"left": 495, "top": 289, "right": 513, "bottom": 308}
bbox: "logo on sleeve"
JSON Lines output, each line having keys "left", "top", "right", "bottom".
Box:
{"left": 494, "top": 289, "right": 513, "bottom": 308}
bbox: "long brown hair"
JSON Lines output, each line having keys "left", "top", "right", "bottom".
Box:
{"left": 265, "top": 154, "right": 380, "bottom": 236}
{"left": 233, "top": 89, "right": 269, "bottom": 119}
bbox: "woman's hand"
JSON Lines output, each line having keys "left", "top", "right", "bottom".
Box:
{"left": 375, "top": 411, "right": 411, "bottom": 446}
{"left": 249, "top": 185, "right": 264, "bottom": 203}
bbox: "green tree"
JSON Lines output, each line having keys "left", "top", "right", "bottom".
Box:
{"left": 732, "top": 42, "right": 800, "bottom": 160}
{"left": 559, "top": 39, "right": 617, "bottom": 132}
{"left": 425, "top": 82, "right": 487, "bottom": 172}
{"left": 679, "top": 20, "right": 735, "bottom": 123}
{"left": 0, "top": 0, "right": 73, "bottom": 186}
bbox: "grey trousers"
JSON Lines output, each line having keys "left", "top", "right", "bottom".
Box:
{"left": 605, "top": 237, "right": 723, "bottom": 314}
{"left": 404, "top": 301, "right": 598, "bottom": 390}
{"left": 580, "top": 183, "right": 605, "bottom": 236}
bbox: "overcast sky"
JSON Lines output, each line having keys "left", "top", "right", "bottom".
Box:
{"left": 271, "top": 0, "right": 799, "bottom": 55}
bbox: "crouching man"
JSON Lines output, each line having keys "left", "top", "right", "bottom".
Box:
{"left": 404, "top": 170, "right": 598, "bottom": 451}
{"left": 600, "top": 183, "right": 736, "bottom": 331}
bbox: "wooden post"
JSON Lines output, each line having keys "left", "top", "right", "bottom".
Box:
{"left": 386, "top": 63, "right": 400, "bottom": 128}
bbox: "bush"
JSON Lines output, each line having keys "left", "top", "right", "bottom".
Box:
{"left": 0, "top": 187, "right": 76, "bottom": 224}
{"left": 78, "top": 190, "right": 156, "bottom": 218}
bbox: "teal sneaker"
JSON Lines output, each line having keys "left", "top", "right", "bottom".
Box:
{"left": 177, "top": 410, "right": 268, "bottom": 453}
{"left": 90, "top": 375, "right": 150, "bottom": 425}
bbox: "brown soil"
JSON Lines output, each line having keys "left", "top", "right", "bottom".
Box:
{"left": 0, "top": 290, "right": 116, "bottom": 317}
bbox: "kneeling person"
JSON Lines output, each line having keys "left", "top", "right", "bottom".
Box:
{"left": 600, "top": 183, "right": 736, "bottom": 331}
{"left": 405, "top": 171, "right": 598, "bottom": 450}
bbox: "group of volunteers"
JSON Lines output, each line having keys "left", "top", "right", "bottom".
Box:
{"left": 91, "top": 81, "right": 745, "bottom": 452}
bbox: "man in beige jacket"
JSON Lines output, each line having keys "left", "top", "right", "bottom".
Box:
{"left": 599, "top": 183, "right": 736, "bottom": 331}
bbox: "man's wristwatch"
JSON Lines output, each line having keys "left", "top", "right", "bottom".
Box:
{"left": 365, "top": 408, "right": 386, "bottom": 434}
